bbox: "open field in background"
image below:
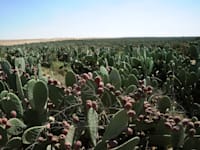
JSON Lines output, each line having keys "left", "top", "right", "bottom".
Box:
{"left": 1, "top": 0, "right": 200, "bottom": 149}
{"left": 0, "top": 38, "right": 73, "bottom": 46}
{"left": 0, "top": 37, "right": 112, "bottom": 46}
{"left": 0, "top": 37, "right": 199, "bottom": 46}
{"left": 0, "top": 37, "right": 200, "bottom": 149}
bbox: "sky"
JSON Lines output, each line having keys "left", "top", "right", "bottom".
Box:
{"left": 0, "top": 0, "right": 200, "bottom": 39}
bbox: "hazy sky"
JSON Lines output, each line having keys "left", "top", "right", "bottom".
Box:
{"left": 0, "top": 0, "right": 200, "bottom": 39}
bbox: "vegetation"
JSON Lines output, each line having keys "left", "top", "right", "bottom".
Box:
{"left": 0, "top": 37, "right": 200, "bottom": 149}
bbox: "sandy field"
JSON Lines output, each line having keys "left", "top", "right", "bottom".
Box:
{"left": 0, "top": 38, "right": 76, "bottom": 46}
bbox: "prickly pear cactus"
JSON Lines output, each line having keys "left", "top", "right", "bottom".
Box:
{"left": 5, "top": 137, "right": 22, "bottom": 150}
{"left": 16, "top": 68, "right": 24, "bottom": 100}
{"left": 37, "top": 63, "right": 43, "bottom": 79}
{"left": 0, "top": 80, "right": 5, "bottom": 93}
{"left": 0, "top": 126, "right": 8, "bottom": 146}
{"left": 149, "top": 134, "right": 171, "bottom": 148}
{"left": 23, "top": 109, "right": 48, "bottom": 126}
{"left": 65, "top": 70, "right": 77, "bottom": 87}
{"left": 0, "top": 91, "right": 23, "bottom": 117}
{"left": 87, "top": 108, "right": 98, "bottom": 146}
{"left": 99, "top": 66, "right": 109, "bottom": 83}
{"left": 183, "top": 136, "right": 200, "bottom": 150}
{"left": 101, "top": 88, "right": 117, "bottom": 107}
{"left": 1, "top": 60, "right": 12, "bottom": 75}
{"left": 126, "top": 74, "right": 139, "bottom": 87}
{"left": 14, "top": 57, "right": 25, "bottom": 75}
{"left": 48, "top": 84, "right": 65, "bottom": 107}
{"left": 65, "top": 125, "right": 76, "bottom": 146}
{"left": 1, "top": 37, "right": 200, "bottom": 150}
{"left": 26, "top": 79, "right": 37, "bottom": 107}
{"left": 22, "top": 126, "right": 44, "bottom": 144}
{"left": 32, "top": 80, "right": 48, "bottom": 111}
{"left": 124, "top": 84, "right": 137, "bottom": 95}
{"left": 81, "top": 79, "right": 97, "bottom": 101}
{"left": 7, "top": 118, "right": 26, "bottom": 136}
{"left": 94, "top": 140, "right": 107, "bottom": 150}
{"left": 171, "top": 123, "right": 185, "bottom": 148}
{"left": 111, "top": 136, "right": 140, "bottom": 150}
{"left": 102, "top": 109, "right": 129, "bottom": 141}
{"left": 157, "top": 95, "right": 171, "bottom": 113}
{"left": 109, "top": 68, "right": 121, "bottom": 90}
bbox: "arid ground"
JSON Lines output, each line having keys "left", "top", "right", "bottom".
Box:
{"left": 0, "top": 38, "right": 77, "bottom": 46}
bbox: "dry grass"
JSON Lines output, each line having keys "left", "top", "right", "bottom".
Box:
{"left": 0, "top": 38, "right": 68, "bottom": 46}
{"left": 42, "top": 67, "right": 65, "bottom": 84}
{"left": 42, "top": 61, "right": 67, "bottom": 85}
{"left": 0, "top": 37, "right": 101, "bottom": 46}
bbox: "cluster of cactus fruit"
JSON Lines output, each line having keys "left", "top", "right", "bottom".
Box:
{"left": 0, "top": 40, "right": 200, "bottom": 149}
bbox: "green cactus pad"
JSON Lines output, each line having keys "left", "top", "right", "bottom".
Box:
{"left": 64, "top": 95, "right": 77, "bottom": 106}
{"left": 0, "top": 80, "right": 5, "bottom": 93}
{"left": 131, "top": 57, "right": 141, "bottom": 67}
{"left": 157, "top": 95, "right": 171, "bottom": 113}
{"left": 65, "top": 125, "right": 75, "bottom": 146}
{"left": 7, "top": 118, "right": 26, "bottom": 136}
{"left": 102, "top": 109, "right": 129, "bottom": 141}
{"left": 37, "top": 63, "right": 43, "bottom": 79}
{"left": 81, "top": 79, "right": 97, "bottom": 101}
{"left": 94, "top": 140, "right": 107, "bottom": 150}
{"left": 101, "top": 88, "right": 116, "bottom": 107}
{"left": 65, "top": 70, "right": 77, "bottom": 87}
{"left": 133, "top": 98, "right": 145, "bottom": 116}
{"left": 14, "top": 57, "right": 25, "bottom": 75}
{"left": 183, "top": 137, "right": 200, "bottom": 150}
{"left": 136, "top": 120, "right": 156, "bottom": 132}
{"left": 6, "top": 137, "right": 22, "bottom": 149}
{"left": 0, "top": 126, "right": 8, "bottom": 146}
{"left": 32, "top": 140, "right": 50, "bottom": 150}
{"left": 1, "top": 60, "right": 12, "bottom": 75}
{"left": 154, "top": 119, "right": 172, "bottom": 135}
{"left": 131, "top": 68, "right": 139, "bottom": 77}
{"left": 151, "top": 79, "right": 159, "bottom": 88}
{"left": 27, "top": 79, "right": 37, "bottom": 108}
{"left": 16, "top": 68, "right": 24, "bottom": 100}
{"left": 191, "top": 116, "right": 198, "bottom": 122}
{"left": 149, "top": 134, "right": 172, "bottom": 147}
{"left": 48, "top": 84, "right": 65, "bottom": 107}
{"left": 22, "top": 126, "right": 44, "bottom": 144}
{"left": 46, "top": 145, "right": 56, "bottom": 150}
{"left": 0, "top": 92, "right": 23, "bottom": 117}
{"left": 111, "top": 136, "right": 140, "bottom": 150}
{"left": 87, "top": 108, "right": 98, "bottom": 146}
{"left": 109, "top": 68, "right": 121, "bottom": 90}
{"left": 146, "top": 57, "right": 154, "bottom": 75}
{"left": 0, "top": 90, "right": 8, "bottom": 99}
{"left": 100, "top": 66, "right": 109, "bottom": 83}
{"left": 126, "top": 74, "right": 138, "bottom": 87}
{"left": 33, "top": 80, "right": 48, "bottom": 111}
{"left": 20, "top": 74, "right": 28, "bottom": 86}
{"left": 125, "top": 85, "right": 137, "bottom": 95}
{"left": 23, "top": 109, "right": 48, "bottom": 126}
{"left": 171, "top": 123, "right": 185, "bottom": 148}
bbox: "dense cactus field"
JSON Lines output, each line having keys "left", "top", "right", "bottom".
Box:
{"left": 0, "top": 37, "right": 200, "bottom": 149}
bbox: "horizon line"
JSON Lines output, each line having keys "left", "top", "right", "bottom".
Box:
{"left": 1, "top": 35, "right": 200, "bottom": 41}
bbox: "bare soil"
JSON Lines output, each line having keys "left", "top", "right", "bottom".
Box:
{"left": 0, "top": 38, "right": 76, "bottom": 46}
